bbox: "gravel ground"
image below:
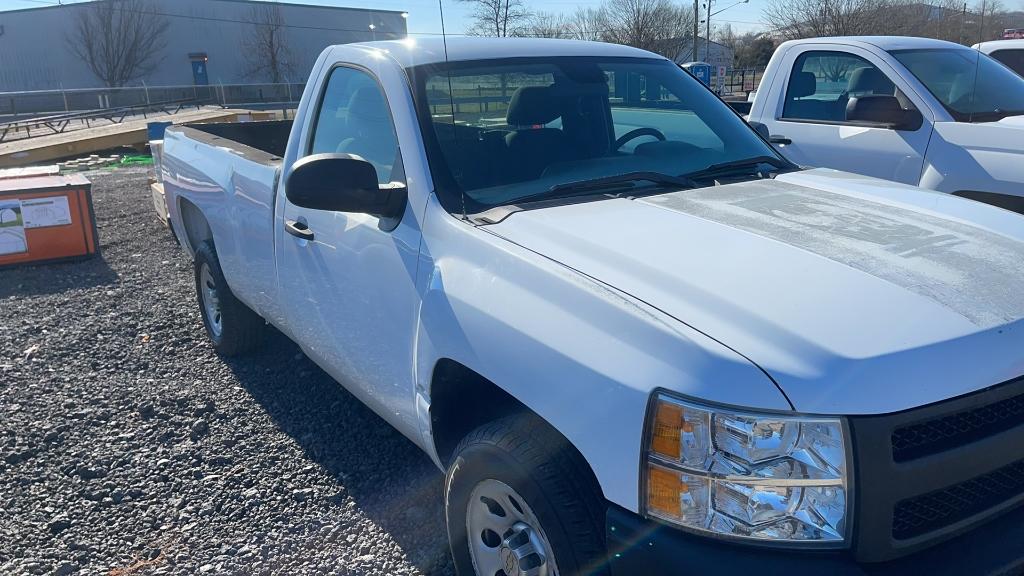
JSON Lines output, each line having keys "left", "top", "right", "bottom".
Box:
{"left": 0, "top": 168, "right": 455, "bottom": 576}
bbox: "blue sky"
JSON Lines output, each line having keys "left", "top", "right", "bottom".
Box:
{"left": 0, "top": 0, "right": 772, "bottom": 36}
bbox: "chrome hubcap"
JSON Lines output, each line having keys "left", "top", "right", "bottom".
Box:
{"left": 200, "top": 264, "right": 223, "bottom": 338}
{"left": 467, "top": 479, "right": 557, "bottom": 576}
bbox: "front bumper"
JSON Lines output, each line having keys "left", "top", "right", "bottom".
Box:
{"left": 606, "top": 502, "right": 1024, "bottom": 575}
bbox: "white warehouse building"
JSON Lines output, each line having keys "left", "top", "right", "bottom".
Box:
{"left": 0, "top": 0, "right": 408, "bottom": 91}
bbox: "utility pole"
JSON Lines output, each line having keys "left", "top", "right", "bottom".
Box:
{"left": 693, "top": 0, "right": 700, "bottom": 62}
{"left": 978, "top": 0, "right": 985, "bottom": 44}
{"left": 706, "top": 0, "right": 713, "bottom": 61}
{"left": 959, "top": 1, "right": 966, "bottom": 44}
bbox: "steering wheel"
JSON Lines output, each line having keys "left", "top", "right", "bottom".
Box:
{"left": 614, "top": 127, "right": 666, "bottom": 151}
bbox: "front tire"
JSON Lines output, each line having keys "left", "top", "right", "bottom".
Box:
{"left": 445, "top": 414, "right": 608, "bottom": 576}
{"left": 194, "top": 241, "right": 266, "bottom": 356}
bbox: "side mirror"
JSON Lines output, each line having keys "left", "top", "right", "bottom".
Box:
{"left": 286, "top": 153, "right": 406, "bottom": 220}
{"left": 846, "top": 95, "right": 923, "bottom": 131}
{"left": 748, "top": 120, "right": 771, "bottom": 141}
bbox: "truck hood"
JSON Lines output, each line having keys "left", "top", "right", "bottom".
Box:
{"left": 487, "top": 169, "right": 1024, "bottom": 414}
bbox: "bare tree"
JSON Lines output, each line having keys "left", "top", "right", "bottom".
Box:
{"left": 764, "top": 0, "right": 1014, "bottom": 44}
{"left": 241, "top": 5, "right": 296, "bottom": 83}
{"left": 527, "top": 11, "right": 570, "bottom": 37}
{"left": 763, "top": 0, "right": 879, "bottom": 39}
{"left": 563, "top": 7, "right": 609, "bottom": 41}
{"left": 601, "top": 0, "right": 696, "bottom": 58}
{"left": 66, "top": 0, "right": 167, "bottom": 87}
{"left": 459, "top": 0, "right": 533, "bottom": 36}
{"left": 733, "top": 32, "right": 776, "bottom": 68}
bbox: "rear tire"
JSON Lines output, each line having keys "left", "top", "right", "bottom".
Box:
{"left": 445, "top": 414, "right": 609, "bottom": 576}
{"left": 194, "top": 241, "right": 266, "bottom": 356}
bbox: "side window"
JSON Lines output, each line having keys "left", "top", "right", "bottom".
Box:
{"left": 309, "top": 67, "right": 400, "bottom": 184}
{"left": 990, "top": 49, "right": 1024, "bottom": 77}
{"left": 782, "top": 51, "right": 913, "bottom": 123}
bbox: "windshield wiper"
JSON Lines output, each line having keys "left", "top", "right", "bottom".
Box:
{"left": 511, "top": 171, "right": 698, "bottom": 205}
{"left": 683, "top": 155, "right": 789, "bottom": 180}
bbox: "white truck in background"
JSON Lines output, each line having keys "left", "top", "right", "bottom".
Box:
{"left": 162, "top": 37, "right": 1024, "bottom": 576}
{"left": 973, "top": 39, "right": 1024, "bottom": 76}
{"left": 744, "top": 36, "right": 1024, "bottom": 214}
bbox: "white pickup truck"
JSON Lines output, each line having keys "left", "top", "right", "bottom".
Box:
{"left": 162, "top": 37, "right": 1024, "bottom": 575}
{"left": 745, "top": 36, "right": 1024, "bottom": 214}
{"left": 974, "top": 39, "right": 1024, "bottom": 76}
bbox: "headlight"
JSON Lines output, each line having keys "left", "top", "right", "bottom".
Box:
{"left": 643, "top": 392, "right": 851, "bottom": 546}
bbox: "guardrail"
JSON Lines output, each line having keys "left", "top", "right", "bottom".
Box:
{"left": 0, "top": 82, "right": 305, "bottom": 121}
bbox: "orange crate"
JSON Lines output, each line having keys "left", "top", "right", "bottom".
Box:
{"left": 0, "top": 174, "right": 99, "bottom": 268}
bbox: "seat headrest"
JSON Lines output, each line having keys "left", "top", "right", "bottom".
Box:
{"left": 789, "top": 71, "right": 817, "bottom": 98}
{"left": 847, "top": 67, "right": 895, "bottom": 95}
{"left": 506, "top": 86, "right": 561, "bottom": 126}
{"left": 348, "top": 86, "right": 389, "bottom": 121}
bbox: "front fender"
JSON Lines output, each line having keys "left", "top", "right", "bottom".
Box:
{"left": 412, "top": 202, "right": 790, "bottom": 513}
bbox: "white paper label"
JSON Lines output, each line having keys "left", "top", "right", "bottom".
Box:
{"left": 22, "top": 196, "right": 72, "bottom": 229}
{"left": 0, "top": 199, "right": 28, "bottom": 256}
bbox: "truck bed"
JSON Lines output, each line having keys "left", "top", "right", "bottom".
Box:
{"left": 183, "top": 120, "right": 292, "bottom": 160}
{"left": 163, "top": 120, "right": 288, "bottom": 324}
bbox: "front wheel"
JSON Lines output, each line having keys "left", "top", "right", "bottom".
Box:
{"left": 445, "top": 414, "right": 608, "bottom": 576}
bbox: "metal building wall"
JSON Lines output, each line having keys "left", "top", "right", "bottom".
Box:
{"left": 0, "top": 0, "right": 407, "bottom": 91}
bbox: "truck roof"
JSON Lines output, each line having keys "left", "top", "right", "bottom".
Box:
{"left": 342, "top": 37, "right": 665, "bottom": 68}
{"left": 779, "top": 35, "right": 970, "bottom": 52}
{"left": 973, "top": 39, "right": 1024, "bottom": 52}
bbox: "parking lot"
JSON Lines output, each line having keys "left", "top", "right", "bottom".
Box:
{"left": 0, "top": 168, "right": 455, "bottom": 576}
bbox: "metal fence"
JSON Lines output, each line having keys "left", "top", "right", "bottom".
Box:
{"left": 0, "top": 82, "right": 305, "bottom": 120}
{"left": 716, "top": 68, "right": 765, "bottom": 96}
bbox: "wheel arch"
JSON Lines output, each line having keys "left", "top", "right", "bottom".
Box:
{"left": 177, "top": 197, "right": 214, "bottom": 256}
{"left": 427, "top": 358, "right": 607, "bottom": 501}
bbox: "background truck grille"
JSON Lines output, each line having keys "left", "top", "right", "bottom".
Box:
{"left": 892, "top": 458, "right": 1024, "bottom": 540}
{"left": 891, "top": 391, "right": 1024, "bottom": 462}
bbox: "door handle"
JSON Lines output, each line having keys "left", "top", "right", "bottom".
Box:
{"left": 285, "top": 219, "right": 314, "bottom": 241}
{"left": 769, "top": 135, "right": 792, "bottom": 145}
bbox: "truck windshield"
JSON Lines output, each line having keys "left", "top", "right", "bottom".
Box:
{"left": 410, "top": 57, "right": 784, "bottom": 212}
{"left": 889, "top": 48, "right": 1024, "bottom": 122}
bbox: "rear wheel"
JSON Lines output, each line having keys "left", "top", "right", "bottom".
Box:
{"left": 194, "top": 241, "right": 266, "bottom": 356}
{"left": 445, "top": 414, "right": 608, "bottom": 576}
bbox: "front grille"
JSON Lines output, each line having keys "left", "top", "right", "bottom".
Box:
{"left": 891, "top": 390, "right": 1024, "bottom": 462}
{"left": 892, "top": 458, "right": 1024, "bottom": 540}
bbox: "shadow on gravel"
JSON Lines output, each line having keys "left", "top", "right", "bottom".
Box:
{"left": 221, "top": 330, "right": 455, "bottom": 575}
{"left": 0, "top": 255, "right": 119, "bottom": 299}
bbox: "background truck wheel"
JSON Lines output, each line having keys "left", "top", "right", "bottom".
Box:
{"left": 194, "top": 241, "right": 266, "bottom": 356}
{"left": 445, "top": 414, "right": 608, "bottom": 576}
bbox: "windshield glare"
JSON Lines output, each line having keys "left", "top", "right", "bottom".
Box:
{"left": 413, "top": 57, "right": 782, "bottom": 210}
{"left": 890, "top": 48, "right": 1024, "bottom": 121}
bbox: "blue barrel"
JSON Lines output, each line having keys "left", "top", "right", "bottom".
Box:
{"left": 147, "top": 121, "right": 174, "bottom": 141}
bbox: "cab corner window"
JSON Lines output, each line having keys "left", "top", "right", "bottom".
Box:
{"left": 782, "top": 51, "right": 916, "bottom": 125}
{"left": 309, "top": 67, "right": 401, "bottom": 184}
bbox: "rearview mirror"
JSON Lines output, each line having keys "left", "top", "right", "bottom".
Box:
{"left": 286, "top": 153, "right": 406, "bottom": 220}
{"left": 846, "top": 96, "right": 923, "bottom": 131}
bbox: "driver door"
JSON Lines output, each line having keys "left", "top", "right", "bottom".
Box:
{"left": 275, "top": 62, "right": 424, "bottom": 438}
{"left": 762, "top": 46, "right": 933, "bottom": 185}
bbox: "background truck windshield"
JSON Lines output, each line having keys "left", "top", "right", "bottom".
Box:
{"left": 890, "top": 48, "right": 1024, "bottom": 121}
{"left": 413, "top": 57, "right": 780, "bottom": 211}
